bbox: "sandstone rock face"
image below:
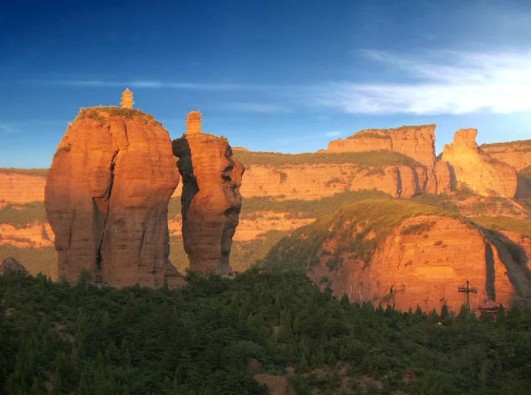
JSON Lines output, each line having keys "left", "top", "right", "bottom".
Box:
{"left": 366, "top": 217, "right": 522, "bottom": 312}
{"left": 0, "top": 257, "right": 26, "bottom": 274}
{"left": 440, "top": 129, "right": 517, "bottom": 197}
{"left": 45, "top": 107, "right": 183, "bottom": 287}
{"left": 240, "top": 163, "right": 429, "bottom": 200}
{"left": 324, "top": 125, "right": 436, "bottom": 167}
{"left": 481, "top": 140, "right": 531, "bottom": 171}
{"left": 268, "top": 201, "right": 531, "bottom": 312}
{"left": 321, "top": 125, "right": 451, "bottom": 194}
{"left": 173, "top": 133, "right": 244, "bottom": 274}
{"left": 0, "top": 172, "right": 46, "bottom": 204}
{"left": 435, "top": 161, "right": 453, "bottom": 194}
{"left": 313, "top": 216, "right": 530, "bottom": 311}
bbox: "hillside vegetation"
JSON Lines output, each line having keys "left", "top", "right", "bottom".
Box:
{"left": 472, "top": 216, "right": 531, "bottom": 239}
{"left": 0, "top": 168, "right": 48, "bottom": 177}
{"left": 1, "top": 270, "right": 530, "bottom": 394}
{"left": 0, "top": 202, "right": 46, "bottom": 227}
{"left": 241, "top": 190, "right": 391, "bottom": 219}
{"left": 233, "top": 150, "right": 422, "bottom": 168}
{"left": 264, "top": 199, "right": 459, "bottom": 271}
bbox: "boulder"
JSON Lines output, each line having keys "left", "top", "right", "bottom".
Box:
{"left": 0, "top": 257, "right": 26, "bottom": 274}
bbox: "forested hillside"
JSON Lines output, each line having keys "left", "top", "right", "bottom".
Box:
{"left": 1, "top": 270, "right": 530, "bottom": 394}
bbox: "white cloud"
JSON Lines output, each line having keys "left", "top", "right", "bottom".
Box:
{"left": 319, "top": 50, "right": 531, "bottom": 115}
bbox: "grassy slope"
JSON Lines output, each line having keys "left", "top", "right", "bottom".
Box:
{"left": 233, "top": 150, "right": 422, "bottom": 167}
{"left": 0, "top": 168, "right": 48, "bottom": 177}
{"left": 472, "top": 216, "right": 531, "bottom": 239}
{"left": 480, "top": 139, "right": 531, "bottom": 150}
{"left": 264, "top": 199, "right": 457, "bottom": 272}
{"left": 241, "top": 190, "right": 391, "bottom": 219}
{"left": 0, "top": 202, "right": 47, "bottom": 227}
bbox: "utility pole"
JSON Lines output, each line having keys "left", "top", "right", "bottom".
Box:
{"left": 458, "top": 281, "right": 478, "bottom": 309}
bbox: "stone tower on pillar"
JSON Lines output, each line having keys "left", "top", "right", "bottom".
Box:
{"left": 185, "top": 111, "right": 202, "bottom": 134}
{"left": 120, "top": 88, "right": 134, "bottom": 109}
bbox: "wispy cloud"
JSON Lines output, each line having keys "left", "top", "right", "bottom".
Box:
{"left": 318, "top": 50, "right": 531, "bottom": 115}
{"left": 39, "top": 79, "right": 258, "bottom": 91}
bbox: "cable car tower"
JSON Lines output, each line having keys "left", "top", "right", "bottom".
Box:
{"left": 458, "top": 281, "right": 478, "bottom": 309}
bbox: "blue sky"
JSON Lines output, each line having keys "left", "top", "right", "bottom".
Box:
{"left": 1, "top": 0, "right": 531, "bottom": 167}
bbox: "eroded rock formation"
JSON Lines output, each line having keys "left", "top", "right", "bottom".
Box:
{"left": 45, "top": 106, "right": 183, "bottom": 287}
{"left": 0, "top": 171, "right": 46, "bottom": 204}
{"left": 324, "top": 125, "right": 437, "bottom": 166}
{"left": 481, "top": 140, "right": 531, "bottom": 171}
{"left": 265, "top": 200, "right": 531, "bottom": 312}
{"left": 440, "top": 129, "right": 517, "bottom": 197}
{"left": 320, "top": 124, "right": 450, "bottom": 194}
{"left": 173, "top": 112, "right": 244, "bottom": 274}
{"left": 238, "top": 162, "right": 433, "bottom": 200}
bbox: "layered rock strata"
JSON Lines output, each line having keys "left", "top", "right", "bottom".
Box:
{"left": 340, "top": 217, "right": 528, "bottom": 311}
{"left": 440, "top": 129, "right": 517, "bottom": 197}
{"left": 0, "top": 172, "right": 46, "bottom": 204}
{"left": 481, "top": 140, "right": 531, "bottom": 171}
{"left": 239, "top": 163, "right": 432, "bottom": 199}
{"left": 324, "top": 125, "right": 437, "bottom": 167}
{"left": 45, "top": 107, "right": 183, "bottom": 287}
{"left": 266, "top": 202, "right": 531, "bottom": 312}
{"left": 173, "top": 113, "right": 244, "bottom": 274}
{"left": 320, "top": 125, "right": 449, "bottom": 194}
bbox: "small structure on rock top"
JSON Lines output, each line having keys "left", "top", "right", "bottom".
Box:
{"left": 173, "top": 111, "right": 244, "bottom": 275}
{"left": 185, "top": 111, "right": 202, "bottom": 134}
{"left": 120, "top": 88, "right": 134, "bottom": 109}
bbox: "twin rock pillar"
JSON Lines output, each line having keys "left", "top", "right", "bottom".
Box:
{"left": 45, "top": 97, "right": 242, "bottom": 287}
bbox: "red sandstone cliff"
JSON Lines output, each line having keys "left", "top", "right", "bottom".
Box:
{"left": 45, "top": 107, "right": 183, "bottom": 287}
{"left": 320, "top": 125, "right": 449, "bottom": 194}
{"left": 440, "top": 129, "right": 517, "bottom": 197}
{"left": 325, "top": 125, "right": 436, "bottom": 167}
{"left": 265, "top": 200, "right": 531, "bottom": 312}
{"left": 172, "top": 112, "right": 244, "bottom": 274}
{"left": 480, "top": 140, "right": 531, "bottom": 199}
{"left": 0, "top": 171, "right": 46, "bottom": 204}
{"left": 481, "top": 140, "right": 531, "bottom": 171}
{"left": 238, "top": 162, "right": 432, "bottom": 200}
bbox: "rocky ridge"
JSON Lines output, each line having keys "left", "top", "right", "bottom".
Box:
{"left": 321, "top": 124, "right": 445, "bottom": 194}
